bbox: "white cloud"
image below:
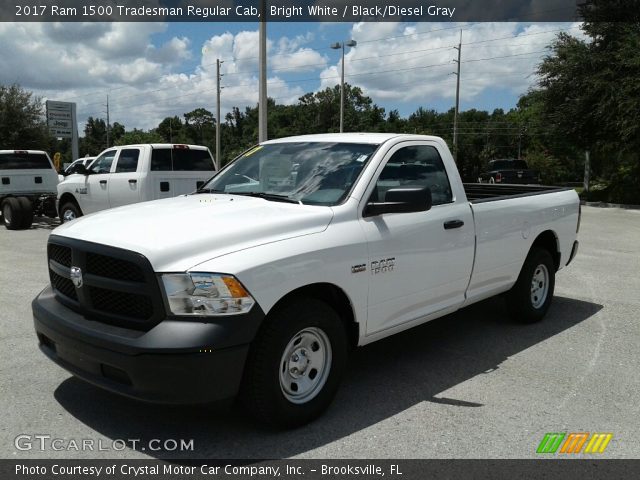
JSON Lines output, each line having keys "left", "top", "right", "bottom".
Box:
{"left": 0, "top": 21, "right": 587, "bottom": 135}
{"left": 318, "top": 22, "right": 585, "bottom": 107}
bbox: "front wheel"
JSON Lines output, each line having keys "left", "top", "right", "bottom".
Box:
{"left": 506, "top": 247, "right": 556, "bottom": 323}
{"left": 60, "top": 202, "right": 82, "bottom": 223}
{"left": 240, "top": 297, "right": 348, "bottom": 428}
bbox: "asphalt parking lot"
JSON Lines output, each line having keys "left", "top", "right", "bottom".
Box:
{"left": 1, "top": 206, "right": 639, "bottom": 459}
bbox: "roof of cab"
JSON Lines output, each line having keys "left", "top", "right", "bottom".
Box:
{"left": 0, "top": 150, "right": 48, "bottom": 154}
{"left": 99, "top": 144, "right": 209, "bottom": 149}
{"left": 261, "top": 133, "right": 442, "bottom": 145}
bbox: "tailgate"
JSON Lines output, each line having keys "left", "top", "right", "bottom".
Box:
{"left": 149, "top": 172, "right": 212, "bottom": 199}
{"left": 0, "top": 169, "right": 59, "bottom": 195}
{"left": 499, "top": 170, "right": 539, "bottom": 184}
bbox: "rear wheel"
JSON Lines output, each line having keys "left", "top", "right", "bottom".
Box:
{"left": 60, "top": 201, "right": 82, "bottom": 223}
{"left": 16, "top": 197, "right": 33, "bottom": 229}
{"left": 2, "top": 197, "right": 24, "bottom": 230}
{"left": 506, "top": 247, "right": 555, "bottom": 323}
{"left": 241, "top": 297, "right": 348, "bottom": 428}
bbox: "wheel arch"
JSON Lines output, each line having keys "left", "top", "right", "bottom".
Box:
{"left": 265, "top": 282, "right": 360, "bottom": 349}
{"left": 530, "top": 230, "right": 561, "bottom": 271}
{"left": 58, "top": 193, "right": 82, "bottom": 216}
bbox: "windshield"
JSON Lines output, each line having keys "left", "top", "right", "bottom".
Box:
{"left": 201, "top": 142, "right": 379, "bottom": 206}
{"left": 0, "top": 152, "right": 52, "bottom": 170}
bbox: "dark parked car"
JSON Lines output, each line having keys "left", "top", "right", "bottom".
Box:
{"left": 478, "top": 159, "right": 540, "bottom": 184}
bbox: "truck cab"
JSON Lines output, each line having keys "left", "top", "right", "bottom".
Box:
{"left": 57, "top": 144, "right": 216, "bottom": 222}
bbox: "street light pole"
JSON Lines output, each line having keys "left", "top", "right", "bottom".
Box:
{"left": 258, "top": 1, "right": 267, "bottom": 142}
{"left": 216, "top": 59, "right": 223, "bottom": 170}
{"left": 331, "top": 39, "right": 357, "bottom": 133}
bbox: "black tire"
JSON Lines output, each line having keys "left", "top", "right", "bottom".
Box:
{"left": 506, "top": 247, "right": 556, "bottom": 323}
{"left": 2, "top": 197, "right": 24, "bottom": 230}
{"left": 240, "top": 297, "right": 348, "bottom": 428}
{"left": 16, "top": 197, "right": 34, "bottom": 229}
{"left": 59, "top": 201, "right": 82, "bottom": 223}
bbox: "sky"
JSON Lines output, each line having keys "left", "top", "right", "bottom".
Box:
{"left": 0, "top": 20, "right": 584, "bottom": 133}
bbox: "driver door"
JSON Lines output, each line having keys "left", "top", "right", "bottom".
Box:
{"left": 82, "top": 149, "right": 117, "bottom": 214}
{"left": 359, "top": 142, "right": 475, "bottom": 335}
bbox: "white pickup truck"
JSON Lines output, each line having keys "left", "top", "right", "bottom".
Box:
{"left": 1, "top": 150, "right": 60, "bottom": 230}
{"left": 57, "top": 144, "right": 216, "bottom": 222}
{"left": 33, "top": 134, "right": 580, "bottom": 428}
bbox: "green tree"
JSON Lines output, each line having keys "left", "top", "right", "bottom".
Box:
{"left": 532, "top": 0, "right": 640, "bottom": 201}
{"left": 82, "top": 117, "right": 107, "bottom": 155}
{"left": 114, "top": 129, "right": 163, "bottom": 145}
{"left": 0, "top": 84, "right": 49, "bottom": 148}
{"left": 183, "top": 108, "right": 215, "bottom": 146}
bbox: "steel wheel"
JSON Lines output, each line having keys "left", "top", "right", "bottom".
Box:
{"left": 279, "top": 327, "right": 332, "bottom": 404}
{"left": 530, "top": 264, "right": 549, "bottom": 309}
{"left": 62, "top": 209, "right": 76, "bottom": 222}
{"left": 2, "top": 202, "right": 12, "bottom": 224}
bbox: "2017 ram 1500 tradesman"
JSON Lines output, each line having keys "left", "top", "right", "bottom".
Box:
{"left": 33, "top": 134, "right": 580, "bottom": 427}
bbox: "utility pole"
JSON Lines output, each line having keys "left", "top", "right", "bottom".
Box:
{"left": 104, "top": 95, "right": 110, "bottom": 148}
{"left": 584, "top": 150, "right": 590, "bottom": 193}
{"left": 216, "top": 59, "right": 223, "bottom": 170}
{"left": 258, "top": 0, "right": 267, "bottom": 142}
{"left": 452, "top": 30, "right": 462, "bottom": 164}
{"left": 518, "top": 127, "right": 523, "bottom": 159}
{"left": 339, "top": 42, "right": 345, "bottom": 133}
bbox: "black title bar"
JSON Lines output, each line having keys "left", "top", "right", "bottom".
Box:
{"left": 2, "top": 0, "right": 585, "bottom": 22}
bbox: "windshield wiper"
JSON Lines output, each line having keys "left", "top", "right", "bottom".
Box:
{"left": 194, "top": 188, "right": 225, "bottom": 194}
{"left": 232, "top": 192, "right": 302, "bottom": 204}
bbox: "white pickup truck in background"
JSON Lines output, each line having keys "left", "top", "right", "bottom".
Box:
{"left": 1, "top": 150, "right": 60, "bottom": 230}
{"left": 57, "top": 144, "right": 216, "bottom": 222}
{"left": 33, "top": 133, "right": 580, "bottom": 428}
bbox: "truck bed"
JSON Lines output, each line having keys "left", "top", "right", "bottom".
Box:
{"left": 463, "top": 183, "right": 571, "bottom": 203}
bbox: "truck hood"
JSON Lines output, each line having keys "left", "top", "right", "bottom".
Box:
{"left": 53, "top": 194, "right": 333, "bottom": 271}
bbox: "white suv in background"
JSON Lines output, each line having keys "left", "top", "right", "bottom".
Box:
{"left": 57, "top": 144, "right": 216, "bottom": 222}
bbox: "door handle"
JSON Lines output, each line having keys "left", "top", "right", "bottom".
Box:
{"left": 128, "top": 179, "right": 137, "bottom": 184}
{"left": 444, "top": 219, "right": 464, "bottom": 229}
{"left": 99, "top": 180, "right": 107, "bottom": 185}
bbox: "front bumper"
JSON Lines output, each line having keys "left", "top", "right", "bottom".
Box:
{"left": 33, "top": 286, "right": 265, "bottom": 404}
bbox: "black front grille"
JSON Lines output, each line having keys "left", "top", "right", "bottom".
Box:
{"left": 50, "top": 270, "right": 77, "bottom": 301}
{"left": 48, "top": 244, "right": 71, "bottom": 268}
{"left": 47, "top": 236, "right": 163, "bottom": 331}
{"left": 86, "top": 253, "right": 145, "bottom": 282}
{"left": 89, "top": 287, "right": 153, "bottom": 320}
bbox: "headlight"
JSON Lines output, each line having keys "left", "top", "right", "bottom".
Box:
{"left": 161, "top": 273, "right": 255, "bottom": 316}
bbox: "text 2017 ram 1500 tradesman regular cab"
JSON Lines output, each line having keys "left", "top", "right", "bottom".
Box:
{"left": 33, "top": 134, "right": 580, "bottom": 427}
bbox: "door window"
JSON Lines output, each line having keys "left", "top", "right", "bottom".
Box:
{"left": 90, "top": 151, "right": 116, "bottom": 174}
{"left": 114, "top": 149, "right": 140, "bottom": 173}
{"left": 370, "top": 145, "right": 453, "bottom": 205}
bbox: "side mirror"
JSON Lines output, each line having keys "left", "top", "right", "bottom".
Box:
{"left": 364, "top": 187, "right": 432, "bottom": 217}
{"left": 76, "top": 164, "right": 90, "bottom": 175}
